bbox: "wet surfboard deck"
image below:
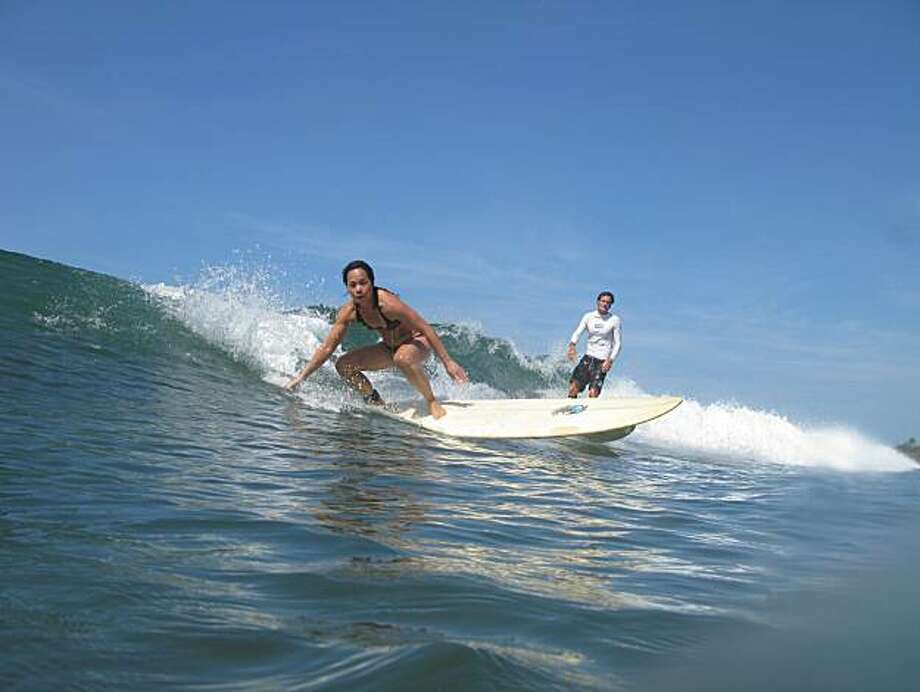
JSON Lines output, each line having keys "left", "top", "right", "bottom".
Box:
{"left": 378, "top": 396, "right": 682, "bottom": 440}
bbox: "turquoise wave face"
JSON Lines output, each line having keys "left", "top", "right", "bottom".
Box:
{"left": 1, "top": 249, "right": 569, "bottom": 397}
{"left": 2, "top": 249, "right": 224, "bottom": 361}
{"left": 1, "top": 251, "right": 269, "bottom": 467}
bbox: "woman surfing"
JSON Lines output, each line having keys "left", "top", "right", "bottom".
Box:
{"left": 284, "top": 260, "right": 468, "bottom": 418}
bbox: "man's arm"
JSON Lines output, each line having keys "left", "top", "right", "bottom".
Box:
{"left": 567, "top": 313, "right": 589, "bottom": 362}
{"left": 602, "top": 317, "right": 622, "bottom": 372}
{"left": 609, "top": 318, "right": 622, "bottom": 361}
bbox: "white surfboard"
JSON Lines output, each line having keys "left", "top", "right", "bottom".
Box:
{"left": 381, "top": 396, "right": 682, "bottom": 441}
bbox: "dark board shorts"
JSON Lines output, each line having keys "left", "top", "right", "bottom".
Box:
{"left": 570, "top": 355, "right": 608, "bottom": 392}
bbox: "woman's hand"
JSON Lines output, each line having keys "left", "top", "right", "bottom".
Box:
{"left": 567, "top": 343, "right": 577, "bottom": 362}
{"left": 284, "top": 373, "right": 304, "bottom": 391}
{"left": 445, "top": 360, "right": 469, "bottom": 383}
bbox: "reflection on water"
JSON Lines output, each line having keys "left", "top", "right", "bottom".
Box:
{"left": 110, "top": 368, "right": 778, "bottom": 627}
{"left": 277, "top": 397, "right": 734, "bottom": 615}
{"left": 282, "top": 400, "right": 431, "bottom": 548}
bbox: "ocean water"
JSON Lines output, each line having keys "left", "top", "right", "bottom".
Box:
{"left": 2, "top": 248, "right": 918, "bottom": 691}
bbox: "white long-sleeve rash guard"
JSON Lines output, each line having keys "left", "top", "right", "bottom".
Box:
{"left": 569, "top": 310, "right": 622, "bottom": 362}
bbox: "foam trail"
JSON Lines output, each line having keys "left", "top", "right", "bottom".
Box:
{"left": 635, "top": 398, "right": 915, "bottom": 473}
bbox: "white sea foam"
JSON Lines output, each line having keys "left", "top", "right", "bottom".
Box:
{"left": 145, "top": 277, "right": 323, "bottom": 377}
{"left": 538, "top": 373, "right": 913, "bottom": 473}
{"left": 633, "top": 397, "right": 915, "bottom": 473}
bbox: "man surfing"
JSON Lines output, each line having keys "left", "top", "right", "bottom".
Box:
{"left": 566, "top": 291, "right": 621, "bottom": 398}
{"left": 285, "top": 260, "right": 468, "bottom": 419}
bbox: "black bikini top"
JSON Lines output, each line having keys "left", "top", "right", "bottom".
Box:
{"left": 354, "top": 287, "right": 402, "bottom": 335}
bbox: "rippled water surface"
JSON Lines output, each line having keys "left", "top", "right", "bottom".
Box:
{"left": 3, "top": 250, "right": 918, "bottom": 690}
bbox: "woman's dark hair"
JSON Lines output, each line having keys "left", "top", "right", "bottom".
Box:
{"left": 597, "top": 291, "right": 615, "bottom": 303}
{"left": 342, "top": 260, "right": 375, "bottom": 285}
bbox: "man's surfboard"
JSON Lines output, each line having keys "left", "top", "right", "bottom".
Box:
{"left": 381, "top": 396, "right": 682, "bottom": 441}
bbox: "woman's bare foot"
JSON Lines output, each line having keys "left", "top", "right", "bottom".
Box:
{"left": 428, "top": 400, "right": 446, "bottom": 419}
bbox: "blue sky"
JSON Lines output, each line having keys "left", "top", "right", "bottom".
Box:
{"left": 2, "top": 1, "right": 918, "bottom": 441}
